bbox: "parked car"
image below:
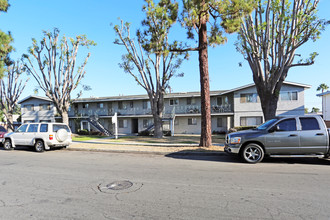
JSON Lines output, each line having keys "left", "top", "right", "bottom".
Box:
{"left": 3, "top": 123, "right": 72, "bottom": 152}
{"left": 225, "top": 115, "right": 330, "bottom": 163}
{"left": 0, "top": 125, "right": 7, "bottom": 144}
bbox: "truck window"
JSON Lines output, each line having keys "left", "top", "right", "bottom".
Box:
{"left": 299, "top": 117, "right": 320, "bottom": 130}
{"left": 276, "top": 119, "right": 297, "bottom": 131}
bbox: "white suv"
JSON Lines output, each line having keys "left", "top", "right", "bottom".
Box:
{"left": 3, "top": 123, "right": 72, "bottom": 152}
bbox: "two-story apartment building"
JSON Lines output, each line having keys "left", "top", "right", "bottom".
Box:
{"left": 68, "top": 81, "right": 309, "bottom": 134}
{"left": 19, "top": 81, "right": 310, "bottom": 135}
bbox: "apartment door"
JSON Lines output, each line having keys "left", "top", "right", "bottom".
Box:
{"left": 131, "top": 118, "right": 138, "bottom": 133}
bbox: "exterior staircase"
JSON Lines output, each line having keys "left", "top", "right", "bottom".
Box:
{"left": 87, "top": 116, "right": 112, "bottom": 136}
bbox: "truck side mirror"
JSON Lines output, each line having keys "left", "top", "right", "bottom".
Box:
{"left": 269, "top": 125, "right": 280, "bottom": 133}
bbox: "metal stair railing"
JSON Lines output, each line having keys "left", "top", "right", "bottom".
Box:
{"left": 87, "top": 116, "right": 112, "bottom": 136}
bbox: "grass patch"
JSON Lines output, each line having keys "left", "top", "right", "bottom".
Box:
{"left": 72, "top": 135, "right": 106, "bottom": 141}
{"left": 105, "top": 134, "right": 225, "bottom": 144}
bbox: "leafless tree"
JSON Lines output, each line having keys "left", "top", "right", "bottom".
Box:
{"left": 23, "top": 28, "right": 96, "bottom": 125}
{"left": 114, "top": 0, "right": 185, "bottom": 138}
{"left": 1, "top": 61, "right": 29, "bottom": 131}
{"left": 237, "top": 0, "right": 327, "bottom": 120}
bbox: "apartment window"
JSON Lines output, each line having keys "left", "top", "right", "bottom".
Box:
{"left": 118, "top": 101, "right": 123, "bottom": 110}
{"left": 82, "top": 103, "right": 89, "bottom": 109}
{"left": 169, "top": 98, "right": 179, "bottom": 106}
{"left": 129, "top": 101, "right": 134, "bottom": 108}
{"left": 240, "top": 93, "right": 258, "bottom": 103}
{"left": 186, "top": 97, "right": 195, "bottom": 105}
{"left": 40, "top": 120, "right": 51, "bottom": 123}
{"left": 143, "top": 119, "right": 152, "bottom": 128}
{"left": 24, "top": 120, "right": 34, "bottom": 123}
{"left": 118, "top": 119, "right": 128, "bottom": 128}
{"left": 240, "top": 117, "right": 262, "bottom": 126}
{"left": 217, "top": 96, "right": 228, "bottom": 105}
{"left": 188, "top": 118, "right": 197, "bottom": 125}
{"left": 217, "top": 118, "right": 223, "bottom": 127}
{"left": 97, "top": 103, "right": 104, "bottom": 108}
{"left": 280, "top": 91, "right": 298, "bottom": 101}
{"left": 25, "top": 104, "right": 34, "bottom": 111}
{"left": 39, "top": 104, "right": 50, "bottom": 110}
{"left": 82, "top": 121, "right": 89, "bottom": 130}
{"left": 143, "top": 100, "right": 150, "bottom": 109}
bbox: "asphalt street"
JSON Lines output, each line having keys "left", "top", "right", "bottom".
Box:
{"left": 1, "top": 148, "right": 330, "bottom": 220}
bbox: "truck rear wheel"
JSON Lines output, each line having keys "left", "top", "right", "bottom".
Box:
{"left": 241, "top": 143, "right": 264, "bottom": 163}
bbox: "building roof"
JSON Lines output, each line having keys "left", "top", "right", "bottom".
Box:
{"left": 18, "top": 95, "right": 52, "bottom": 104}
{"left": 18, "top": 81, "right": 311, "bottom": 104}
{"left": 72, "top": 81, "right": 311, "bottom": 103}
{"left": 221, "top": 81, "right": 311, "bottom": 95}
{"left": 316, "top": 91, "right": 330, "bottom": 96}
{"left": 72, "top": 90, "right": 228, "bottom": 103}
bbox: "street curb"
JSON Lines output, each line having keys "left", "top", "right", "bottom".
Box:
{"left": 65, "top": 147, "right": 227, "bottom": 156}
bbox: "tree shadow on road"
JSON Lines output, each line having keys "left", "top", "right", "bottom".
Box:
{"left": 165, "top": 151, "right": 330, "bottom": 165}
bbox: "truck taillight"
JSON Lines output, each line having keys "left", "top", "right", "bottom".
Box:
{"left": 49, "top": 134, "right": 53, "bottom": 140}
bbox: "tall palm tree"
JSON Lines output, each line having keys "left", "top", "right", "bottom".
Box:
{"left": 317, "top": 83, "right": 329, "bottom": 93}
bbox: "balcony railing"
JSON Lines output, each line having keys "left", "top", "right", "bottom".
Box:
{"left": 69, "top": 104, "right": 232, "bottom": 117}
{"left": 211, "top": 104, "right": 232, "bottom": 113}
{"left": 165, "top": 104, "right": 232, "bottom": 115}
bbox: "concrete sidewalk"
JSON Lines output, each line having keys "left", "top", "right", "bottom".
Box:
{"left": 66, "top": 138, "right": 226, "bottom": 156}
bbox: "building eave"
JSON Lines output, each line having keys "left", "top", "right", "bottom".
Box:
{"left": 18, "top": 95, "right": 52, "bottom": 104}
{"left": 316, "top": 91, "right": 330, "bottom": 96}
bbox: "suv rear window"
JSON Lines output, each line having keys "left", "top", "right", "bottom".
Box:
{"left": 53, "top": 124, "right": 70, "bottom": 132}
{"left": 40, "top": 124, "right": 48, "bottom": 132}
{"left": 300, "top": 117, "right": 320, "bottom": 130}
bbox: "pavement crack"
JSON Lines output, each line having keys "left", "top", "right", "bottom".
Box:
{"left": 0, "top": 200, "right": 6, "bottom": 207}
{"left": 91, "top": 186, "right": 99, "bottom": 194}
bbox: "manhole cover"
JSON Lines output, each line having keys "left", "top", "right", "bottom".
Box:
{"left": 106, "top": 181, "right": 133, "bottom": 190}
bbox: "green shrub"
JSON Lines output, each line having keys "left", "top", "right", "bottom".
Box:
{"left": 212, "top": 130, "right": 226, "bottom": 135}
{"left": 77, "top": 129, "right": 89, "bottom": 135}
{"left": 233, "top": 126, "right": 257, "bottom": 131}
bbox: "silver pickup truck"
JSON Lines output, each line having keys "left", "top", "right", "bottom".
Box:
{"left": 225, "top": 115, "right": 330, "bottom": 163}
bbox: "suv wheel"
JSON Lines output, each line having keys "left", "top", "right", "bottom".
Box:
{"left": 3, "top": 139, "right": 13, "bottom": 150}
{"left": 35, "top": 140, "right": 45, "bottom": 152}
{"left": 241, "top": 143, "right": 264, "bottom": 163}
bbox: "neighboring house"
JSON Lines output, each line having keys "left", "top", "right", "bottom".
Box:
{"left": 18, "top": 96, "right": 57, "bottom": 123}
{"left": 317, "top": 91, "right": 330, "bottom": 127}
{"left": 18, "top": 81, "right": 310, "bottom": 134}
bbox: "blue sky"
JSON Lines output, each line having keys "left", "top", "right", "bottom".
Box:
{"left": 2, "top": 0, "right": 330, "bottom": 111}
